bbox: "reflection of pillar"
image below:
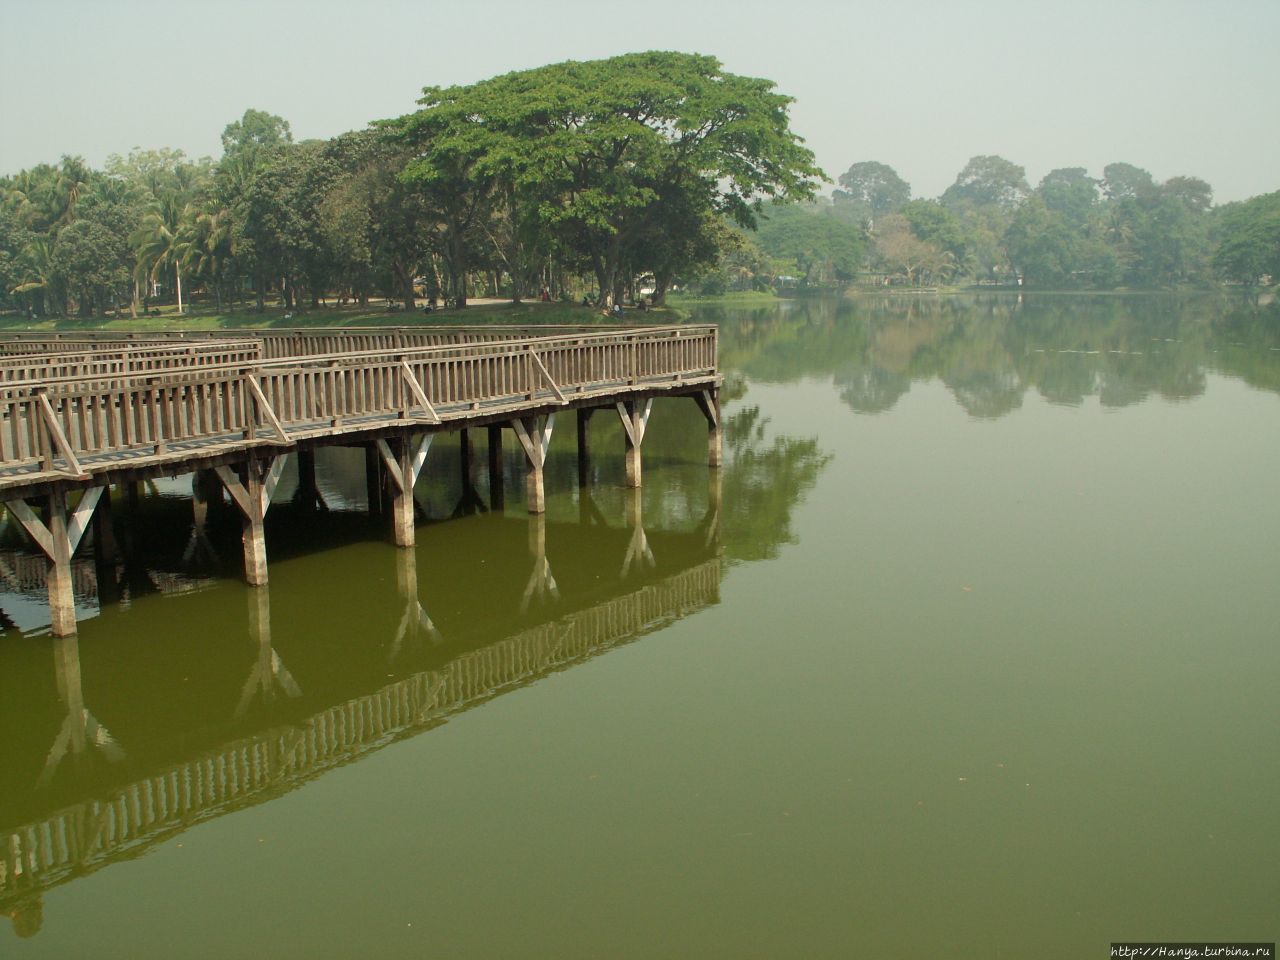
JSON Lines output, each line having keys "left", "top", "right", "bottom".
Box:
{"left": 621, "top": 486, "right": 655, "bottom": 578}
{"left": 577, "top": 408, "right": 593, "bottom": 488}
{"left": 235, "top": 584, "right": 301, "bottom": 719}
{"left": 54, "top": 635, "right": 86, "bottom": 755}
{"left": 488, "top": 425, "right": 505, "bottom": 511}
{"left": 37, "top": 633, "right": 124, "bottom": 788}
{"left": 521, "top": 512, "right": 559, "bottom": 613}
{"left": 704, "top": 465, "right": 722, "bottom": 549}
{"left": 391, "top": 547, "right": 441, "bottom": 659}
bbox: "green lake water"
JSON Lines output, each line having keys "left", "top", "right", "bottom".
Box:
{"left": 1, "top": 293, "right": 1277, "bottom": 957}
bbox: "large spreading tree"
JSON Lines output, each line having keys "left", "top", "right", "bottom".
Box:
{"left": 390, "top": 51, "right": 823, "bottom": 307}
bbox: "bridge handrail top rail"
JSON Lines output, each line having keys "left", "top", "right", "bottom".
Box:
{"left": 0, "top": 322, "right": 684, "bottom": 342}
{"left": 0, "top": 325, "right": 717, "bottom": 396}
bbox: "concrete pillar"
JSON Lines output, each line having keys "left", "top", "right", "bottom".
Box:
{"left": 487, "top": 425, "right": 505, "bottom": 511}
{"left": 47, "top": 489, "right": 77, "bottom": 637}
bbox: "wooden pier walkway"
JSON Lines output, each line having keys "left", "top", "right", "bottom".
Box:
{"left": 0, "top": 325, "right": 722, "bottom": 635}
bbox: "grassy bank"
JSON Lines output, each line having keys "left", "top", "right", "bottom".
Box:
{"left": 666, "top": 290, "right": 781, "bottom": 306}
{"left": 0, "top": 298, "right": 691, "bottom": 333}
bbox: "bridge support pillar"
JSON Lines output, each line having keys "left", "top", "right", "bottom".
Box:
{"left": 487, "top": 425, "right": 505, "bottom": 510}
{"left": 294, "top": 450, "right": 325, "bottom": 511}
{"left": 459, "top": 429, "right": 474, "bottom": 489}
{"left": 617, "top": 399, "right": 652, "bottom": 488}
{"left": 377, "top": 433, "right": 433, "bottom": 548}
{"left": 92, "top": 487, "right": 120, "bottom": 605}
{"left": 364, "top": 445, "right": 386, "bottom": 516}
{"left": 216, "top": 456, "right": 286, "bottom": 587}
{"left": 4, "top": 486, "right": 105, "bottom": 637}
{"left": 576, "top": 408, "right": 593, "bottom": 487}
{"left": 512, "top": 415, "right": 554, "bottom": 514}
{"left": 695, "top": 389, "right": 722, "bottom": 468}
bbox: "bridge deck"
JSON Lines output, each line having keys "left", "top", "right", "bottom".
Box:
{"left": 0, "top": 324, "right": 717, "bottom": 494}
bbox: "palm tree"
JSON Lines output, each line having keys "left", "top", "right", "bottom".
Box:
{"left": 188, "top": 203, "right": 235, "bottom": 309}
{"left": 132, "top": 191, "right": 194, "bottom": 314}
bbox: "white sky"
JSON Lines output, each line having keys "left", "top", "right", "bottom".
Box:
{"left": 1, "top": 0, "right": 1276, "bottom": 202}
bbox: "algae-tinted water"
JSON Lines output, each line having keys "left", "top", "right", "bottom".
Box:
{"left": 1, "top": 294, "right": 1277, "bottom": 958}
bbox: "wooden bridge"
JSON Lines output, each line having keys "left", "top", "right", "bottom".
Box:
{"left": 0, "top": 325, "right": 722, "bottom": 636}
{"left": 0, "top": 554, "right": 722, "bottom": 920}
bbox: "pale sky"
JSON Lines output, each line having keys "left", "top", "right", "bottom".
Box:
{"left": 2, "top": 0, "right": 1276, "bottom": 202}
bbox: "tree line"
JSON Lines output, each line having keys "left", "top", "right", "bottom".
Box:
{"left": 4, "top": 52, "right": 1278, "bottom": 318}
{"left": 0, "top": 52, "right": 820, "bottom": 319}
{"left": 697, "top": 156, "right": 1278, "bottom": 293}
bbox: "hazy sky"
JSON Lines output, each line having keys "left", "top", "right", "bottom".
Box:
{"left": 2, "top": 0, "right": 1276, "bottom": 202}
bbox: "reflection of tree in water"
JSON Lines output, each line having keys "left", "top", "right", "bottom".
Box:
{"left": 6, "top": 897, "right": 42, "bottom": 938}
{"left": 704, "top": 293, "right": 1280, "bottom": 419}
{"left": 835, "top": 364, "right": 911, "bottom": 414}
{"left": 720, "top": 406, "right": 830, "bottom": 562}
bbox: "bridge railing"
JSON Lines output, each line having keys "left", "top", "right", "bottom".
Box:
{"left": 0, "top": 326, "right": 717, "bottom": 481}
{"left": 0, "top": 325, "right": 669, "bottom": 359}
{"left": 0, "top": 340, "right": 263, "bottom": 383}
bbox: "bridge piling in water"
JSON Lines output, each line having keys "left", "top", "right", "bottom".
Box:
{"left": 0, "top": 324, "right": 720, "bottom": 634}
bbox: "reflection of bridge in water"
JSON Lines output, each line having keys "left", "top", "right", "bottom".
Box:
{"left": 0, "top": 510, "right": 721, "bottom": 919}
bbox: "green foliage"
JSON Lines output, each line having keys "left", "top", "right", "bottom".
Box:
{"left": 834, "top": 161, "right": 910, "bottom": 223}
{"left": 1213, "top": 192, "right": 1280, "bottom": 284}
{"left": 388, "top": 51, "right": 823, "bottom": 306}
{"left": 755, "top": 204, "right": 864, "bottom": 284}
{"left": 942, "top": 155, "right": 1029, "bottom": 212}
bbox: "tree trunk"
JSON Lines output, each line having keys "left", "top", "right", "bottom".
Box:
{"left": 392, "top": 260, "right": 416, "bottom": 311}
{"left": 175, "top": 263, "right": 183, "bottom": 315}
{"left": 130, "top": 277, "right": 139, "bottom": 319}
{"left": 256, "top": 272, "right": 265, "bottom": 312}
{"left": 652, "top": 272, "right": 671, "bottom": 306}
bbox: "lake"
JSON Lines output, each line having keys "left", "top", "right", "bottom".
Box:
{"left": 2, "top": 293, "right": 1277, "bottom": 958}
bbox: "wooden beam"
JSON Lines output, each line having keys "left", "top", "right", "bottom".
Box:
{"left": 214, "top": 466, "right": 253, "bottom": 517}
{"left": 529, "top": 350, "right": 567, "bottom": 403}
{"left": 38, "top": 393, "right": 86, "bottom": 476}
{"left": 400, "top": 362, "right": 441, "bottom": 423}
{"left": 66, "top": 486, "right": 104, "bottom": 555}
{"left": 5, "top": 498, "right": 54, "bottom": 557}
{"left": 244, "top": 376, "right": 292, "bottom": 444}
